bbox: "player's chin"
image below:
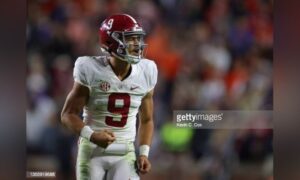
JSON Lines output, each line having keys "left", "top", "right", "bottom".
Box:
{"left": 139, "top": 170, "right": 149, "bottom": 175}
{"left": 139, "top": 168, "right": 150, "bottom": 174}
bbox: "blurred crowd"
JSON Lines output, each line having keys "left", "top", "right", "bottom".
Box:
{"left": 27, "top": 0, "right": 273, "bottom": 179}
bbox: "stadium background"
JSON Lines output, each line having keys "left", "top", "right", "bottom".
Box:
{"left": 26, "top": 0, "right": 273, "bottom": 179}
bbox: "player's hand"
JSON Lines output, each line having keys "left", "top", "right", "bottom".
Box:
{"left": 90, "top": 129, "right": 115, "bottom": 148}
{"left": 137, "top": 155, "right": 151, "bottom": 174}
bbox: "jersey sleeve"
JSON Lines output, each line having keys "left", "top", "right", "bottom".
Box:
{"left": 147, "top": 60, "right": 158, "bottom": 92}
{"left": 73, "top": 57, "right": 89, "bottom": 87}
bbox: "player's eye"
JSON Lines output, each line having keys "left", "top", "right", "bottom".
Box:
{"left": 125, "top": 36, "right": 141, "bottom": 42}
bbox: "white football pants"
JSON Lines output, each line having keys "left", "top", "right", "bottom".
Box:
{"left": 76, "top": 138, "right": 140, "bottom": 180}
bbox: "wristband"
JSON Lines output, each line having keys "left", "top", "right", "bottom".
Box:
{"left": 139, "top": 145, "right": 150, "bottom": 157}
{"left": 80, "top": 126, "right": 94, "bottom": 141}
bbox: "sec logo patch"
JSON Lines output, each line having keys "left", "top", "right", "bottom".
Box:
{"left": 99, "top": 81, "right": 111, "bottom": 92}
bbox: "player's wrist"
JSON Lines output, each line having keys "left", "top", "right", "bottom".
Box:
{"left": 80, "top": 125, "right": 94, "bottom": 141}
{"left": 139, "top": 145, "right": 150, "bottom": 157}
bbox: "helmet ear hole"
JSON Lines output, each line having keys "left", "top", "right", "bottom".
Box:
{"left": 119, "top": 43, "right": 125, "bottom": 48}
{"left": 117, "top": 48, "right": 123, "bottom": 54}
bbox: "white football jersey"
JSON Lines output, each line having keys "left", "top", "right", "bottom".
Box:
{"left": 73, "top": 56, "right": 157, "bottom": 142}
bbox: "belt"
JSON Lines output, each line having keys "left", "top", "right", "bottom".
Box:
{"left": 92, "top": 141, "right": 135, "bottom": 156}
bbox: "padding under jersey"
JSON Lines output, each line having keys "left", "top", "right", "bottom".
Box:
{"left": 73, "top": 56, "right": 157, "bottom": 142}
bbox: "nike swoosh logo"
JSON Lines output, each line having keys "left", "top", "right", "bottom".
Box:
{"left": 130, "top": 86, "right": 139, "bottom": 90}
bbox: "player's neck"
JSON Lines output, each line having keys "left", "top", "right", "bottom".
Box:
{"left": 109, "top": 57, "right": 131, "bottom": 81}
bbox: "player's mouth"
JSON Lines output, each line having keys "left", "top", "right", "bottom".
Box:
{"left": 132, "top": 49, "right": 140, "bottom": 55}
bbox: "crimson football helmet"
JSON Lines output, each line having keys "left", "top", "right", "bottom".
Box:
{"left": 99, "top": 14, "right": 146, "bottom": 64}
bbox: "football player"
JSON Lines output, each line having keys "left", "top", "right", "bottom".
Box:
{"left": 61, "top": 14, "right": 157, "bottom": 180}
